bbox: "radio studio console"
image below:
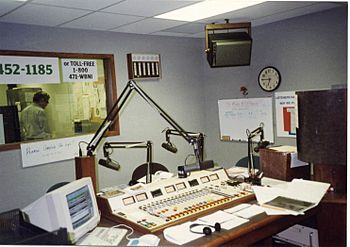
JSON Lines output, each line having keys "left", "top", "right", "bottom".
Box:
{"left": 97, "top": 168, "right": 255, "bottom": 233}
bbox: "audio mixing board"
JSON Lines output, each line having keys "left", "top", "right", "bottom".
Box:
{"left": 97, "top": 168, "right": 255, "bottom": 233}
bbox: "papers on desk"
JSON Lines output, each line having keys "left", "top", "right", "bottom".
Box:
{"left": 232, "top": 205, "right": 266, "bottom": 219}
{"left": 163, "top": 178, "right": 330, "bottom": 245}
{"left": 163, "top": 210, "right": 249, "bottom": 245}
{"left": 198, "top": 210, "right": 249, "bottom": 229}
{"left": 226, "top": 166, "right": 259, "bottom": 178}
{"left": 163, "top": 221, "right": 202, "bottom": 245}
{"left": 253, "top": 179, "right": 330, "bottom": 215}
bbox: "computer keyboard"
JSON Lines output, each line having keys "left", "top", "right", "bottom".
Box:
{"left": 77, "top": 227, "right": 128, "bottom": 246}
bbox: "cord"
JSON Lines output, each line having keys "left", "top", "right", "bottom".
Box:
{"left": 184, "top": 153, "right": 195, "bottom": 166}
{"left": 112, "top": 224, "right": 134, "bottom": 240}
{"left": 78, "top": 141, "right": 89, "bottom": 156}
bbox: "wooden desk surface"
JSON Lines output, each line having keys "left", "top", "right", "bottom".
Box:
{"left": 100, "top": 205, "right": 319, "bottom": 247}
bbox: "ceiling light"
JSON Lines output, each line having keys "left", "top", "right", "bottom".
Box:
{"left": 155, "top": 0, "right": 265, "bottom": 22}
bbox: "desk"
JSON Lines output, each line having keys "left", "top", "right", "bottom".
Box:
{"left": 317, "top": 192, "right": 346, "bottom": 247}
{"left": 96, "top": 175, "right": 345, "bottom": 246}
{"left": 99, "top": 204, "right": 319, "bottom": 246}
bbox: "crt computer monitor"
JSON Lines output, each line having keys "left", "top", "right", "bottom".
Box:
{"left": 22, "top": 177, "right": 100, "bottom": 243}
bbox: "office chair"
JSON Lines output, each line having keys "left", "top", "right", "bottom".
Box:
{"left": 46, "top": 182, "right": 69, "bottom": 193}
{"left": 235, "top": 155, "right": 260, "bottom": 170}
{"left": 129, "top": 162, "right": 168, "bottom": 185}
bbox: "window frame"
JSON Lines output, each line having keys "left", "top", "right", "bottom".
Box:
{"left": 0, "top": 50, "right": 119, "bottom": 152}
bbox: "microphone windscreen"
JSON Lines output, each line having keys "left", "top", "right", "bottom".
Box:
{"left": 161, "top": 142, "right": 177, "bottom": 153}
{"left": 98, "top": 158, "right": 120, "bottom": 171}
{"left": 98, "top": 158, "right": 107, "bottom": 166}
{"left": 254, "top": 141, "right": 270, "bottom": 152}
{"left": 199, "top": 160, "right": 214, "bottom": 170}
{"left": 183, "top": 163, "right": 200, "bottom": 173}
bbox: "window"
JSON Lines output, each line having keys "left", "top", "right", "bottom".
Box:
{"left": 0, "top": 50, "right": 119, "bottom": 149}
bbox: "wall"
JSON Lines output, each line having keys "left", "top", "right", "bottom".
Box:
{"left": 0, "top": 24, "right": 205, "bottom": 212}
{"left": 202, "top": 6, "right": 347, "bottom": 167}
{"left": 0, "top": 5, "right": 347, "bottom": 212}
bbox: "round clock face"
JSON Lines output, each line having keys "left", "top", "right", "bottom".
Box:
{"left": 258, "top": 66, "right": 281, "bottom": 92}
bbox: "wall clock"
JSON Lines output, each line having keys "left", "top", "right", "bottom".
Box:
{"left": 258, "top": 66, "right": 281, "bottom": 92}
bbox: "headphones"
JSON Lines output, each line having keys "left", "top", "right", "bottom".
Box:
{"left": 189, "top": 222, "right": 221, "bottom": 236}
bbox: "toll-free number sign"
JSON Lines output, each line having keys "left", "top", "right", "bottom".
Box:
{"left": 61, "top": 59, "right": 98, "bottom": 82}
{"left": 0, "top": 56, "right": 60, "bottom": 84}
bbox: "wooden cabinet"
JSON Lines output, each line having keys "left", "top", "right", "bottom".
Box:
{"left": 260, "top": 148, "right": 310, "bottom": 181}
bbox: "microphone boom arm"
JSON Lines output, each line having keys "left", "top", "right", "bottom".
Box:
{"left": 163, "top": 129, "right": 204, "bottom": 163}
{"left": 246, "top": 123, "right": 265, "bottom": 185}
{"left": 102, "top": 141, "right": 153, "bottom": 183}
{"left": 86, "top": 80, "right": 200, "bottom": 160}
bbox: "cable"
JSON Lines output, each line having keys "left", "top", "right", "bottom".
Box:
{"left": 184, "top": 153, "right": 195, "bottom": 166}
{"left": 78, "top": 141, "right": 89, "bottom": 156}
{"left": 112, "top": 224, "right": 134, "bottom": 241}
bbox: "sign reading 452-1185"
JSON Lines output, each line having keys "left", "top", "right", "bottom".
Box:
{"left": 0, "top": 56, "right": 60, "bottom": 84}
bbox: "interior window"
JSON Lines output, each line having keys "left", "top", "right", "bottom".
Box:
{"left": 0, "top": 51, "right": 118, "bottom": 146}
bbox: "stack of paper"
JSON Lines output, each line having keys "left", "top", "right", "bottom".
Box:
{"left": 253, "top": 179, "right": 330, "bottom": 215}
{"left": 163, "top": 210, "right": 249, "bottom": 245}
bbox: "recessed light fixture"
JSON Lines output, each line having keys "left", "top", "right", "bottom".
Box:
{"left": 155, "top": 0, "right": 265, "bottom": 22}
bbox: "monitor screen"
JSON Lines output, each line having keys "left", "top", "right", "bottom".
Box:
{"left": 66, "top": 184, "right": 94, "bottom": 230}
{"left": 22, "top": 177, "right": 100, "bottom": 243}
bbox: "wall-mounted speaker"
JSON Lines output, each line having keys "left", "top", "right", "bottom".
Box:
{"left": 206, "top": 32, "right": 252, "bottom": 68}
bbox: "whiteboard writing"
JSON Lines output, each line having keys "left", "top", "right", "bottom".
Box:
{"left": 21, "top": 134, "right": 93, "bottom": 168}
{"left": 218, "top": 98, "right": 274, "bottom": 142}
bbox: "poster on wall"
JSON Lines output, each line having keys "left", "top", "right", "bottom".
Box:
{"left": 275, "top": 91, "right": 297, "bottom": 138}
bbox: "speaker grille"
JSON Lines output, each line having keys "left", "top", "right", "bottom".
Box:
{"left": 207, "top": 32, "right": 252, "bottom": 67}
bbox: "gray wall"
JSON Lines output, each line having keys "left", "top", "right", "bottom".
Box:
{"left": 203, "top": 6, "right": 347, "bottom": 166}
{"left": 0, "top": 5, "right": 347, "bottom": 212}
{"left": 0, "top": 24, "right": 206, "bottom": 212}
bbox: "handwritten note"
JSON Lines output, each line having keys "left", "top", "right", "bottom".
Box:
{"left": 21, "top": 135, "right": 93, "bottom": 168}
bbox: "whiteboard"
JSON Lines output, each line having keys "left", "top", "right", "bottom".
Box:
{"left": 218, "top": 98, "right": 274, "bottom": 142}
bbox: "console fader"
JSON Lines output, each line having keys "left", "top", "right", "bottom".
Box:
{"left": 97, "top": 168, "right": 254, "bottom": 233}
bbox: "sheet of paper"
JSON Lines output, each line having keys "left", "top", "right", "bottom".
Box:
{"left": 224, "top": 203, "right": 251, "bottom": 214}
{"left": 221, "top": 216, "right": 249, "bottom": 230}
{"left": 233, "top": 205, "right": 266, "bottom": 219}
{"left": 252, "top": 185, "right": 286, "bottom": 204}
{"left": 253, "top": 186, "right": 302, "bottom": 215}
{"left": 283, "top": 179, "right": 330, "bottom": 204}
{"left": 163, "top": 221, "right": 202, "bottom": 245}
{"left": 198, "top": 210, "right": 238, "bottom": 224}
{"left": 253, "top": 179, "right": 330, "bottom": 215}
{"left": 290, "top": 152, "right": 308, "bottom": 168}
{"left": 226, "top": 167, "right": 259, "bottom": 178}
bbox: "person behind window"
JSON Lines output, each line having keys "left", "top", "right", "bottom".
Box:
{"left": 20, "top": 91, "right": 51, "bottom": 140}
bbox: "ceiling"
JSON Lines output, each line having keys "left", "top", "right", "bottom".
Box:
{"left": 0, "top": 0, "right": 345, "bottom": 38}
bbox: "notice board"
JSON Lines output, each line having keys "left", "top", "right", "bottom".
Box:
{"left": 218, "top": 97, "right": 274, "bottom": 142}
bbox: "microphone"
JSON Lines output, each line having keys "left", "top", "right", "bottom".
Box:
{"left": 98, "top": 158, "right": 120, "bottom": 171}
{"left": 254, "top": 140, "right": 270, "bottom": 152}
{"left": 161, "top": 142, "right": 178, "bottom": 153}
{"left": 178, "top": 160, "right": 214, "bottom": 178}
